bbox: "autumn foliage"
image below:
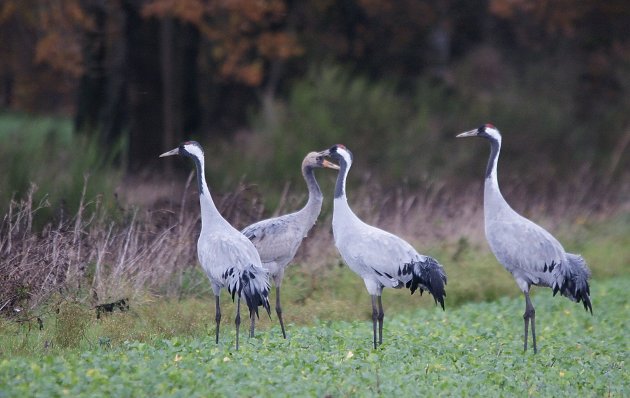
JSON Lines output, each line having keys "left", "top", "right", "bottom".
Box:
{"left": 0, "top": 0, "right": 628, "bottom": 168}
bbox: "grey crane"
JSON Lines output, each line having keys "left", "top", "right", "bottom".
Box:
{"left": 160, "top": 141, "right": 271, "bottom": 350}
{"left": 457, "top": 124, "right": 592, "bottom": 353}
{"left": 323, "top": 144, "right": 447, "bottom": 349}
{"left": 242, "top": 152, "right": 339, "bottom": 338}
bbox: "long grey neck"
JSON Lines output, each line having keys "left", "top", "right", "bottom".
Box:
{"left": 191, "top": 154, "right": 226, "bottom": 230}
{"left": 193, "top": 156, "right": 205, "bottom": 195}
{"left": 485, "top": 137, "right": 501, "bottom": 180}
{"left": 484, "top": 137, "right": 512, "bottom": 216}
{"left": 332, "top": 156, "right": 362, "bottom": 231}
{"left": 303, "top": 166, "right": 323, "bottom": 204}
{"left": 299, "top": 166, "right": 324, "bottom": 224}
{"left": 334, "top": 158, "right": 349, "bottom": 199}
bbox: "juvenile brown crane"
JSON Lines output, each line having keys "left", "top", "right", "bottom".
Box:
{"left": 242, "top": 152, "right": 339, "bottom": 338}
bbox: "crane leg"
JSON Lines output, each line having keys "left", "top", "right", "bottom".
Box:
{"left": 276, "top": 286, "right": 287, "bottom": 339}
{"left": 371, "top": 295, "right": 378, "bottom": 349}
{"left": 523, "top": 292, "right": 537, "bottom": 353}
{"left": 235, "top": 296, "right": 241, "bottom": 350}
{"left": 215, "top": 296, "right": 221, "bottom": 345}
{"left": 377, "top": 295, "right": 384, "bottom": 346}
{"left": 249, "top": 311, "right": 256, "bottom": 338}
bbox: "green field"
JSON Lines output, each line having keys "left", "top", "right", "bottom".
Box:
{"left": 1, "top": 277, "right": 627, "bottom": 397}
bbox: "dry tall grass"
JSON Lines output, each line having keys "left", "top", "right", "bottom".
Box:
{"left": 0, "top": 180, "right": 196, "bottom": 316}
{"left": 1, "top": 169, "right": 628, "bottom": 318}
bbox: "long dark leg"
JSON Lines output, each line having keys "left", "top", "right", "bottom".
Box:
{"left": 371, "top": 295, "right": 378, "bottom": 349}
{"left": 377, "top": 295, "right": 384, "bottom": 346}
{"left": 276, "top": 286, "right": 287, "bottom": 339}
{"left": 250, "top": 311, "right": 255, "bottom": 338}
{"left": 235, "top": 296, "right": 241, "bottom": 350}
{"left": 215, "top": 295, "right": 221, "bottom": 344}
{"left": 525, "top": 292, "right": 537, "bottom": 353}
{"left": 523, "top": 292, "right": 536, "bottom": 353}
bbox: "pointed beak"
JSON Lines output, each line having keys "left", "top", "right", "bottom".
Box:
{"left": 322, "top": 159, "right": 340, "bottom": 170}
{"left": 456, "top": 129, "right": 478, "bottom": 138}
{"left": 159, "top": 147, "right": 179, "bottom": 157}
{"left": 318, "top": 148, "right": 331, "bottom": 157}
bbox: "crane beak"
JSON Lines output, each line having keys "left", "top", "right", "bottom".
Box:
{"left": 322, "top": 159, "right": 340, "bottom": 170}
{"left": 159, "top": 147, "right": 180, "bottom": 157}
{"left": 456, "top": 129, "right": 478, "bottom": 138}
{"left": 317, "top": 149, "right": 339, "bottom": 169}
{"left": 318, "top": 149, "right": 331, "bottom": 157}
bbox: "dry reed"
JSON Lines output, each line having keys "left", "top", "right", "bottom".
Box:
{"left": 1, "top": 169, "right": 627, "bottom": 317}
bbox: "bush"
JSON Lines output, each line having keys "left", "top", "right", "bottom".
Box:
{"left": 0, "top": 111, "right": 122, "bottom": 219}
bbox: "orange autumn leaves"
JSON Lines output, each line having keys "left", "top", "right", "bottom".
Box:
{"left": 142, "top": 0, "right": 303, "bottom": 86}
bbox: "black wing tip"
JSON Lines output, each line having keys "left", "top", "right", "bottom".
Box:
{"left": 407, "top": 258, "right": 447, "bottom": 310}
{"left": 582, "top": 295, "right": 593, "bottom": 315}
{"left": 554, "top": 278, "right": 592, "bottom": 315}
{"left": 435, "top": 295, "right": 445, "bottom": 311}
{"left": 433, "top": 284, "right": 446, "bottom": 311}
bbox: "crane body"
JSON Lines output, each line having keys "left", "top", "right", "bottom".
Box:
{"left": 242, "top": 152, "right": 339, "bottom": 338}
{"left": 457, "top": 124, "right": 592, "bottom": 353}
{"left": 160, "top": 141, "right": 271, "bottom": 350}
{"left": 324, "top": 144, "right": 447, "bottom": 349}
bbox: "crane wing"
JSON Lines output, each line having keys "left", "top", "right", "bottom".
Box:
{"left": 336, "top": 224, "right": 423, "bottom": 287}
{"left": 197, "top": 232, "right": 263, "bottom": 282}
{"left": 241, "top": 216, "right": 303, "bottom": 265}
{"left": 486, "top": 217, "right": 565, "bottom": 276}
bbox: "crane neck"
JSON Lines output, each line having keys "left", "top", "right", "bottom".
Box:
{"left": 302, "top": 165, "right": 323, "bottom": 207}
{"left": 334, "top": 157, "right": 350, "bottom": 200}
{"left": 332, "top": 156, "right": 363, "bottom": 231}
{"left": 192, "top": 156, "right": 208, "bottom": 196}
{"left": 191, "top": 153, "right": 225, "bottom": 227}
{"left": 483, "top": 135, "right": 515, "bottom": 216}
{"left": 485, "top": 136, "right": 501, "bottom": 188}
{"left": 294, "top": 165, "right": 324, "bottom": 229}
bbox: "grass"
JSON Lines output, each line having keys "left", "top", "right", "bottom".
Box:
{"left": 0, "top": 276, "right": 627, "bottom": 397}
{"left": 1, "top": 212, "right": 627, "bottom": 359}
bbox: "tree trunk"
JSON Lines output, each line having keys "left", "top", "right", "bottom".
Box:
{"left": 124, "top": 0, "right": 163, "bottom": 171}
{"left": 161, "top": 16, "right": 176, "bottom": 162}
{"left": 75, "top": 0, "right": 107, "bottom": 135}
{"left": 179, "top": 23, "right": 200, "bottom": 136}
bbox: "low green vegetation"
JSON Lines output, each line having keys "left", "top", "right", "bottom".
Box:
{"left": 1, "top": 277, "right": 627, "bottom": 396}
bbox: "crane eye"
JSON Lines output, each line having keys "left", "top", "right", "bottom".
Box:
{"left": 316, "top": 156, "right": 323, "bottom": 161}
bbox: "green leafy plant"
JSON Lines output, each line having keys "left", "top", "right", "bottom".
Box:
{"left": 0, "top": 277, "right": 626, "bottom": 396}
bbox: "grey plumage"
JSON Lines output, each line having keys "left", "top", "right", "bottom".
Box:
{"left": 324, "top": 144, "right": 447, "bottom": 349}
{"left": 241, "top": 152, "right": 339, "bottom": 338}
{"left": 160, "top": 141, "right": 271, "bottom": 350}
{"left": 457, "top": 124, "right": 592, "bottom": 353}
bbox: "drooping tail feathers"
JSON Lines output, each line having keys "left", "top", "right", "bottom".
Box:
{"left": 224, "top": 264, "right": 271, "bottom": 318}
{"left": 400, "top": 257, "right": 447, "bottom": 310}
{"left": 552, "top": 253, "right": 592, "bottom": 314}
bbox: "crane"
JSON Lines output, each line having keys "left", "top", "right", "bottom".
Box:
{"left": 323, "top": 144, "right": 447, "bottom": 349}
{"left": 456, "top": 124, "right": 592, "bottom": 353}
{"left": 160, "top": 141, "right": 271, "bottom": 350}
{"left": 242, "top": 152, "right": 339, "bottom": 338}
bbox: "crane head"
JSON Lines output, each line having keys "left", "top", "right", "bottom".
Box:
{"left": 456, "top": 124, "right": 501, "bottom": 141}
{"left": 159, "top": 141, "right": 204, "bottom": 160}
{"left": 304, "top": 152, "right": 340, "bottom": 170}
{"left": 320, "top": 144, "right": 353, "bottom": 166}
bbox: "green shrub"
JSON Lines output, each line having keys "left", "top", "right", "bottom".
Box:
{"left": 0, "top": 111, "right": 122, "bottom": 220}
